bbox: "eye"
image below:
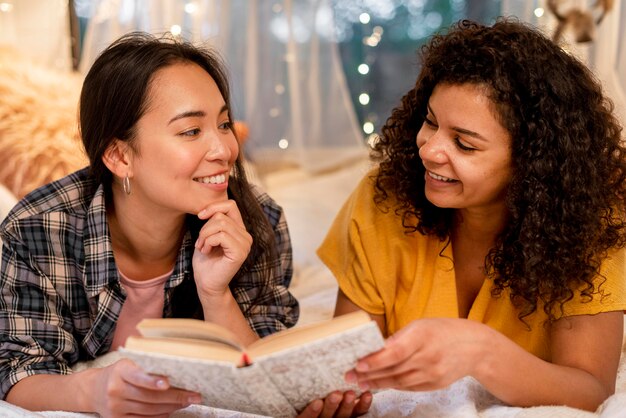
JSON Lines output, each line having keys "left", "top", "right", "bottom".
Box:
{"left": 454, "top": 136, "right": 477, "bottom": 152}
{"left": 218, "top": 121, "right": 233, "bottom": 131}
{"left": 180, "top": 128, "right": 201, "bottom": 137}
{"left": 423, "top": 116, "right": 437, "bottom": 128}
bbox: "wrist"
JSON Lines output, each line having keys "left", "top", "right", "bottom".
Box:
{"left": 74, "top": 367, "right": 100, "bottom": 412}
{"left": 200, "top": 288, "right": 237, "bottom": 318}
{"left": 470, "top": 323, "right": 499, "bottom": 382}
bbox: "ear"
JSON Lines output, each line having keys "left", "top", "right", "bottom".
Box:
{"left": 102, "top": 140, "right": 133, "bottom": 179}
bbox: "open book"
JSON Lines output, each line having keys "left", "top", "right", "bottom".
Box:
{"left": 119, "top": 310, "right": 385, "bottom": 418}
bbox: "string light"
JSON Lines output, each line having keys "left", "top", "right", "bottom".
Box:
{"left": 358, "top": 93, "right": 370, "bottom": 105}
{"left": 184, "top": 2, "right": 197, "bottom": 14}
{"left": 363, "top": 122, "right": 374, "bottom": 134}
{"left": 534, "top": 8, "right": 544, "bottom": 17}
{"left": 170, "top": 25, "right": 182, "bottom": 36}
{"left": 0, "top": 2, "right": 13, "bottom": 12}
{"left": 357, "top": 63, "right": 369, "bottom": 74}
{"left": 278, "top": 138, "right": 289, "bottom": 149}
{"left": 359, "top": 13, "right": 370, "bottom": 24}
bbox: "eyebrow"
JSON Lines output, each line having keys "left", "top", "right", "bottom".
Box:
{"left": 167, "top": 105, "right": 229, "bottom": 125}
{"left": 426, "top": 104, "right": 488, "bottom": 142}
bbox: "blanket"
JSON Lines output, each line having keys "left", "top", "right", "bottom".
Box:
{"left": 0, "top": 334, "right": 625, "bottom": 418}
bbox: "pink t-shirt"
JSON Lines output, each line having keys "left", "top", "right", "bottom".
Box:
{"left": 110, "top": 268, "right": 172, "bottom": 350}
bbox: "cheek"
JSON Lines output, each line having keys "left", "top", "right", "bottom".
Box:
{"left": 228, "top": 136, "right": 240, "bottom": 163}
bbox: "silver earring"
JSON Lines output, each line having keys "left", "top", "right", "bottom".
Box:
{"left": 123, "top": 175, "right": 131, "bottom": 195}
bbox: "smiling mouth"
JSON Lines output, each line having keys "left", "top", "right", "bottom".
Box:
{"left": 427, "top": 171, "right": 457, "bottom": 183}
{"left": 193, "top": 174, "right": 227, "bottom": 184}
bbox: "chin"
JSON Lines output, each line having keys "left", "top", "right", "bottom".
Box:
{"left": 425, "top": 194, "right": 450, "bottom": 208}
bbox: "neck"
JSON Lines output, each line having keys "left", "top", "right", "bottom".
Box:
{"left": 452, "top": 204, "right": 509, "bottom": 245}
{"left": 107, "top": 187, "right": 186, "bottom": 279}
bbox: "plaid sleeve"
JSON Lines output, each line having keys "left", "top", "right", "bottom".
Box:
{"left": 0, "top": 236, "right": 77, "bottom": 400}
{"left": 233, "top": 186, "right": 299, "bottom": 337}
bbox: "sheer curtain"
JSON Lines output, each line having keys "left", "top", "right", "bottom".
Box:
{"left": 80, "top": 0, "right": 367, "bottom": 173}
{"left": 0, "top": 0, "right": 72, "bottom": 71}
{"left": 502, "top": 0, "right": 626, "bottom": 124}
{"left": 591, "top": 1, "right": 626, "bottom": 124}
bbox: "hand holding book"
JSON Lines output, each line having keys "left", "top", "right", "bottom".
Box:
{"left": 119, "top": 310, "right": 385, "bottom": 417}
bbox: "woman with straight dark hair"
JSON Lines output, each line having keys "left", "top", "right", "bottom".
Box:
{"left": 320, "top": 19, "right": 626, "bottom": 411}
{"left": 0, "top": 32, "right": 310, "bottom": 417}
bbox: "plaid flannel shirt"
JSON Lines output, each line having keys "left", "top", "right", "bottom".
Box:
{"left": 0, "top": 168, "right": 298, "bottom": 399}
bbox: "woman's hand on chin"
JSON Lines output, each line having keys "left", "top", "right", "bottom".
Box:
{"left": 192, "top": 199, "right": 252, "bottom": 300}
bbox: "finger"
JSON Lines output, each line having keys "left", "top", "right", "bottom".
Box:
{"left": 197, "top": 231, "right": 250, "bottom": 258}
{"left": 333, "top": 391, "right": 357, "bottom": 418}
{"left": 120, "top": 398, "right": 191, "bottom": 416}
{"left": 353, "top": 360, "right": 419, "bottom": 382}
{"left": 118, "top": 361, "right": 170, "bottom": 391}
{"left": 126, "top": 415, "right": 171, "bottom": 418}
{"left": 296, "top": 399, "right": 324, "bottom": 417}
{"left": 359, "top": 367, "right": 430, "bottom": 391}
{"left": 196, "top": 213, "right": 246, "bottom": 241}
{"left": 353, "top": 391, "right": 373, "bottom": 416}
{"left": 123, "top": 385, "right": 202, "bottom": 406}
{"left": 196, "top": 215, "right": 251, "bottom": 251}
{"left": 198, "top": 199, "right": 245, "bottom": 224}
{"left": 319, "top": 391, "right": 343, "bottom": 418}
{"left": 354, "top": 329, "right": 421, "bottom": 373}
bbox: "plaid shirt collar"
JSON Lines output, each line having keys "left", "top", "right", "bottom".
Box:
{"left": 81, "top": 184, "right": 192, "bottom": 298}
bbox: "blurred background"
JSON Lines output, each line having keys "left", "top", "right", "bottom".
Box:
{"left": 1, "top": 1, "right": 625, "bottom": 325}
{"left": 1, "top": 0, "right": 624, "bottom": 174}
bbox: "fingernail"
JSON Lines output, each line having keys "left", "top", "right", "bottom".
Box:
{"left": 311, "top": 399, "right": 323, "bottom": 412}
{"left": 355, "top": 361, "right": 369, "bottom": 372}
{"left": 198, "top": 209, "right": 207, "bottom": 217}
{"left": 155, "top": 379, "right": 168, "bottom": 389}
{"left": 345, "top": 371, "right": 357, "bottom": 383}
{"left": 345, "top": 392, "right": 356, "bottom": 404}
{"left": 362, "top": 391, "right": 373, "bottom": 403}
{"left": 187, "top": 395, "right": 202, "bottom": 404}
{"left": 329, "top": 393, "right": 342, "bottom": 404}
{"left": 359, "top": 381, "right": 370, "bottom": 391}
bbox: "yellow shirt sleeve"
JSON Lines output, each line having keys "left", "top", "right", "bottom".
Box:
{"left": 560, "top": 246, "right": 626, "bottom": 317}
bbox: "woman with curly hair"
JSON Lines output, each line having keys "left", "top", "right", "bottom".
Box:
{"left": 318, "top": 19, "right": 626, "bottom": 411}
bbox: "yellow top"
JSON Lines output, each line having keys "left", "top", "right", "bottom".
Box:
{"left": 317, "top": 172, "right": 626, "bottom": 361}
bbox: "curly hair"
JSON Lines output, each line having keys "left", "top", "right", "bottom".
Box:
{"left": 371, "top": 19, "right": 626, "bottom": 322}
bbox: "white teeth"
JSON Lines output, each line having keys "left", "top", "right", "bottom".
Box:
{"left": 195, "top": 174, "right": 226, "bottom": 184}
{"left": 428, "top": 171, "right": 456, "bottom": 182}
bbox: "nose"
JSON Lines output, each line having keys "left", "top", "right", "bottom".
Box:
{"left": 417, "top": 130, "right": 448, "bottom": 164}
{"left": 204, "top": 132, "right": 234, "bottom": 162}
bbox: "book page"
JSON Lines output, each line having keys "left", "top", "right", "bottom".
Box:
{"left": 248, "top": 310, "right": 371, "bottom": 356}
{"left": 253, "top": 321, "right": 385, "bottom": 412}
{"left": 137, "top": 318, "right": 243, "bottom": 350}
{"left": 120, "top": 348, "right": 297, "bottom": 417}
{"left": 125, "top": 336, "right": 243, "bottom": 364}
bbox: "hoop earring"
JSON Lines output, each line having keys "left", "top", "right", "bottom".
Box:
{"left": 123, "top": 175, "right": 131, "bottom": 195}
